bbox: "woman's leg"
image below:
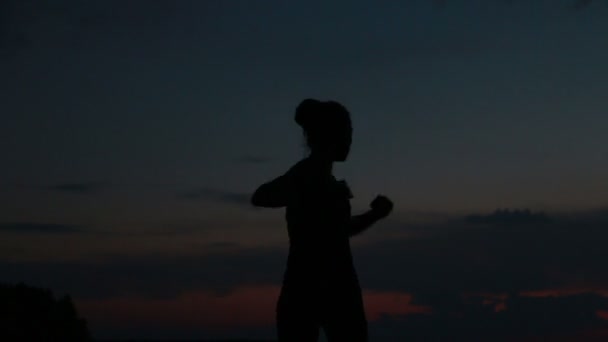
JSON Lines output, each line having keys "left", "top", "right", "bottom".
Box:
{"left": 321, "top": 287, "right": 368, "bottom": 342}
{"left": 276, "top": 287, "right": 320, "bottom": 342}
{"left": 323, "top": 313, "right": 367, "bottom": 342}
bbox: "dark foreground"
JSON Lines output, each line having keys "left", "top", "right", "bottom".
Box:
{"left": 99, "top": 340, "right": 276, "bottom": 342}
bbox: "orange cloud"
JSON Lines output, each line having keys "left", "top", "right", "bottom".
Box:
{"left": 77, "top": 286, "right": 280, "bottom": 330}
{"left": 520, "top": 288, "right": 608, "bottom": 298}
{"left": 364, "top": 290, "right": 432, "bottom": 320}
{"left": 76, "top": 286, "right": 430, "bottom": 332}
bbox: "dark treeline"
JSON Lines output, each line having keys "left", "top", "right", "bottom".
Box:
{"left": 0, "top": 282, "right": 91, "bottom": 341}
{"left": 465, "top": 208, "right": 552, "bottom": 225}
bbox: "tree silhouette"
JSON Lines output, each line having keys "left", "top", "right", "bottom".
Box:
{"left": 465, "top": 208, "right": 551, "bottom": 225}
{"left": 0, "top": 282, "right": 91, "bottom": 341}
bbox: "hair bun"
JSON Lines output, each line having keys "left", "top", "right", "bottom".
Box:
{"left": 295, "top": 98, "right": 321, "bottom": 128}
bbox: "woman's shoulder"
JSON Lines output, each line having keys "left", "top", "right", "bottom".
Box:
{"left": 291, "top": 159, "right": 349, "bottom": 190}
{"left": 283, "top": 158, "right": 331, "bottom": 188}
{"left": 285, "top": 158, "right": 312, "bottom": 177}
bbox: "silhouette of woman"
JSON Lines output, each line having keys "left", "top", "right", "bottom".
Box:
{"left": 251, "top": 99, "right": 393, "bottom": 342}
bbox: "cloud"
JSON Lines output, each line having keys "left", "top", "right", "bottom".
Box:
{"left": 464, "top": 208, "right": 552, "bottom": 225}
{"left": 371, "top": 293, "right": 608, "bottom": 341}
{"left": 69, "top": 1, "right": 178, "bottom": 29}
{"left": 3, "top": 210, "right": 608, "bottom": 298}
{"left": 432, "top": 0, "right": 448, "bottom": 10}
{"left": 4, "top": 210, "right": 608, "bottom": 295}
{"left": 46, "top": 181, "right": 107, "bottom": 195}
{"left": 430, "top": 0, "right": 603, "bottom": 14}
{"left": 0, "top": 222, "right": 83, "bottom": 234}
{"left": 0, "top": 0, "right": 178, "bottom": 55}
{"left": 361, "top": 219, "right": 608, "bottom": 291}
{"left": 573, "top": 0, "right": 594, "bottom": 10}
{"left": 351, "top": 212, "right": 608, "bottom": 325}
{"left": 0, "top": 247, "right": 287, "bottom": 299}
{"left": 238, "top": 155, "right": 274, "bottom": 164}
{"left": 0, "top": 0, "right": 29, "bottom": 56}
{"left": 177, "top": 187, "right": 252, "bottom": 206}
{"left": 435, "top": 0, "right": 599, "bottom": 11}
{"left": 3, "top": 210, "right": 608, "bottom": 339}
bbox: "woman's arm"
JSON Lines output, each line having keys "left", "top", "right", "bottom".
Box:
{"left": 348, "top": 210, "right": 383, "bottom": 237}
{"left": 348, "top": 195, "right": 393, "bottom": 237}
{"left": 251, "top": 174, "right": 292, "bottom": 208}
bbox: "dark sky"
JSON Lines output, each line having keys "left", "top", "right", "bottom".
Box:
{"left": 2, "top": 0, "right": 608, "bottom": 340}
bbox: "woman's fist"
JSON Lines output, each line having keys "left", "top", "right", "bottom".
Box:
{"left": 370, "top": 195, "right": 393, "bottom": 219}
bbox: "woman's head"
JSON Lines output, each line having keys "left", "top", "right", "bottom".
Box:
{"left": 295, "top": 98, "right": 352, "bottom": 162}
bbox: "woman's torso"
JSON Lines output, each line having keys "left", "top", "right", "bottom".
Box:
{"left": 282, "top": 158, "right": 358, "bottom": 291}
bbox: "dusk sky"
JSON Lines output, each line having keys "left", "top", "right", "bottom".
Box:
{"left": 2, "top": 0, "right": 608, "bottom": 340}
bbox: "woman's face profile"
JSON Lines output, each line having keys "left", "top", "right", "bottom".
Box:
{"left": 300, "top": 100, "right": 352, "bottom": 162}
{"left": 332, "top": 123, "right": 352, "bottom": 162}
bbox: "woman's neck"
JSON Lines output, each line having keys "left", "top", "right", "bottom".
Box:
{"left": 308, "top": 152, "right": 333, "bottom": 175}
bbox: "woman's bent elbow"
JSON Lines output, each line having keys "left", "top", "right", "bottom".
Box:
{"left": 250, "top": 190, "right": 284, "bottom": 208}
{"left": 251, "top": 190, "right": 263, "bottom": 207}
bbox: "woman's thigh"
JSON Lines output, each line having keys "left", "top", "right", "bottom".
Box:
{"left": 276, "top": 288, "right": 320, "bottom": 342}
{"left": 321, "top": 289, "right": 368, "bottom": 342}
